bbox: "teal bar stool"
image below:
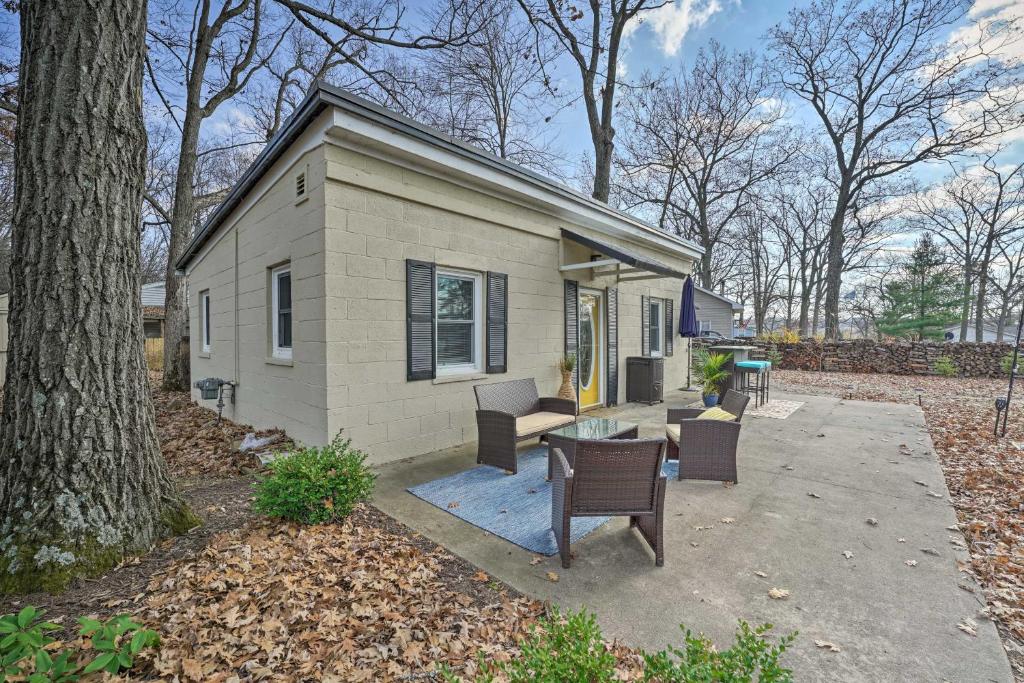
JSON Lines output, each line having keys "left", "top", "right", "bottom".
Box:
{"left": 734, "top": 360, "right": 771, "bottom": 407}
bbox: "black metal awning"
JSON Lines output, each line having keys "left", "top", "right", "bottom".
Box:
{"left": 560, "top": 228, "right": 686, "bottom": 279}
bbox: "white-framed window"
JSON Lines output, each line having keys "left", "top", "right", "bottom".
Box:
{"left": 649, "top": 298, "right": 663, "bottom": 357}
{"left": 200, "top": 290, "right": 211, "bottom": 353}
{"left": 271, "top": 264, "right": 292, "bottom": 359}
{"left": 435, "top": 268, "right": 483, "bottom": 375}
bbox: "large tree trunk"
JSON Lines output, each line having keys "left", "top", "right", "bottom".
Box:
{"left": 959, "top": 265, "right": 972, "bottom": 341}
{"left": 823, "top": 198, "right": 847, "bottom": 341}
{"left": 1, "top": 0, "right": 195, "bottom": 593}
{"left": 162, "top": 111, "right": 202, "bottom": 391}
{"left": 974, "top": 244, "right": 993, "bottom": 343}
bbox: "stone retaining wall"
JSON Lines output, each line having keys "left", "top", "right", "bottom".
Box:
{"left": 694, "top": 338, "right": 1019, "bottom": 378}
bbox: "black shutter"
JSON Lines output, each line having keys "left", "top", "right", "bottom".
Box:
{"left": 485, "top": 272, "right": 508, "bottom": 373}
{"left": 641, "top": 294, "right": 651, "bottom": 356}
{"left": 606, "top": 287, "right": 618, "bottom": 407}
{"left": 564, "top": 279, "right": 579, "bottom": 396}
{"left": 665, "top": 297, "right": 674, "bottom": 357}
{"left": 406, "top": 259, "right": 436, "bottom": 381}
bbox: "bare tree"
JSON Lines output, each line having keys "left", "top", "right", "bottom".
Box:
{"left": 273, "top": 0, "right": 492, "bottom": 111}
{"left": 147, "top": 0, "right": 284, "bottom": 390}
{"left": 516, "top": 0, "right": 667, "bottom": 202}
{"left": 1, "top": 0, "right": 193, "bottom": 593}
{"left": 989, "top": 233, "right": 1024, "bottom": 341}
{"left": 769, "top": 0, "right": 1024, "bottom": 340}
{"left": 616, "top": 42, "right": 793, "bottom": 289}
{"left": 413, "top": 0, "right": 564, "bottom": 174}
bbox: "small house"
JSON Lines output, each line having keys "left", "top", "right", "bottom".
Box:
{"left": 176, "top": 83, "right": 703, "bottom": 463}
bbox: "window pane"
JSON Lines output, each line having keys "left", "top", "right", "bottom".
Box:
{"left": 278, "top": 272, "right": 291, "bottom": 311}
{"left": 203, "top": 295, "right": 210, "bottom": 346}
{"left": 650, "top": 302, "right": 661, "bottom": 352}
{"left": 437, "top": 320, "right": 473, "bottom": 366}
{"left": 437, "top": 275, "right": 473, "bottom": 320}
{"left": 279, "top": 311, "right": 292, "bottom": 348}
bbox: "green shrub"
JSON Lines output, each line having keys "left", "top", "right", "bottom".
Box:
{"left": 764, "top": 346, "right": 783, "bottom": 367}
{"left": 253, "top": 431, "right": 375, "bottom": 524}
{"left": 0, "top": 606, "right": 158, "bottom": 681}
{"left": 934, "top": 356, "right": 958, "bottom": 378}
{"left": 643, "top": 620, "right": 795, "bottom": 682}
{"left": 1002, "top": 352, "right": 1018, "bottom": 376}
{"left": 443, "top": 609, "right": 796, "bottom": 683}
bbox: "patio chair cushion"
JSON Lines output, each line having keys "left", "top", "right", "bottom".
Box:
{"left": 665, "top": 424, "right": 680, "bottom": 443}
{"left": 697, "top": 407, "right": 737, "bottom": 421}
{"left": 515, "top": 412, "right": 575, "bottom": 438}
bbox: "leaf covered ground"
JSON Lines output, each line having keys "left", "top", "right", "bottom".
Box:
{"left": 775, "top": 369, "right": 1024, "bottom": 676}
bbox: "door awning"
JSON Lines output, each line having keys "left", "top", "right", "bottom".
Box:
{"left": 560, "top": 229, "right": 687, "bottom": 279}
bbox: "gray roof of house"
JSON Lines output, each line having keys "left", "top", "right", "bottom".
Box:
{"left": 694, "top": 285, "right": 743, "bottom": 311}
{"left": 175, "top": 81, "right": 704, "bottom": 271}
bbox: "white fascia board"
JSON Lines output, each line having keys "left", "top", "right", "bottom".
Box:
{"left": 327, "top": 109, "right": 702, "bottom": 265}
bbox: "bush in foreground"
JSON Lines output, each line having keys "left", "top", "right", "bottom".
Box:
{"left": 444, "top": 608, "right": 796, "bottom": 682}
{"left": 253, "top": 432, "right": 375, "bottom": 524}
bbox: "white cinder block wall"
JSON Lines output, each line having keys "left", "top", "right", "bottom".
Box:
{"left": 320, "top": 144, "right": 692, "bottom": 464}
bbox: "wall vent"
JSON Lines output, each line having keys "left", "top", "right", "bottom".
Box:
{"left": 295, "top": 171, "right": 306, "bottom": 199}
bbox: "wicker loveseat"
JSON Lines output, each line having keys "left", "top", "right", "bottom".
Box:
{"left": 663, "top": 390, "right": 750, "bottom": 483}
{"left": 474, "top": 378, "right": 576, "bottom": 474}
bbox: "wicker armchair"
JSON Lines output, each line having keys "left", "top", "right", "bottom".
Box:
{"left": 474, "top": 378, "right": 576, "bottom": 474}
{"left": 551, "top": 438, "right": 667, "bottom": 569}
{"left": 663, "top": 390, "right": 749, "bottom": 483}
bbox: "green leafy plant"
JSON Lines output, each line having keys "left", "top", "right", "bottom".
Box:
{"left": 558, "top": 353, "right": 577, "bottom": 373}
{"left": 934, "top": 356, "right": 958, "bottom": 378}
{"left": 694, "top": 350, "right": 733, "bottom": 398}
{"left": 1002, "top": 352, "right": 1018, "bottom": 376}
{"left": 764, "top": 346, "right": 783, "bottom": 367}
{"left": 444, "top": 608, "right": 616, "bottom": 683}
{"left": 253, "top": 431, "right": 375, "bottom": 524}
{"left": 442, "top": 610, "right": 796, "bottom": 682}
{"left": 643, "top": 620, "right": 796, "bottom": 682}
{"left": 0, "top": 607, "right": 158, "bottom": 682}
{"left": 77, "top": 615, "right": 159, "bottom": 677}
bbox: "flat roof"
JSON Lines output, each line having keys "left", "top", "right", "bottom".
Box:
{"left": 176, "top": 81, "right": 704, "bottom": 270}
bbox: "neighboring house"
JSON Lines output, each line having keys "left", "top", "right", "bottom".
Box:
{"left": 176, "top": 82, "right": 703, "bottom": 461}
{"left": 693, "top": 286, "right": 742, "bottom": 338}
{"left": 141, "top": 281, "right": 166, "bottom": 339}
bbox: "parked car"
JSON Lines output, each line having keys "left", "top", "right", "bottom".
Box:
{"left": 699, "top": 329, "right": 726, "bottom": 339}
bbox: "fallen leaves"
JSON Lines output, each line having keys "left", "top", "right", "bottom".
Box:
{"left": 866, "top": 518, "right": 879, "bottom": 526}
{"left": 958, "top": 619, "right": 978, "bottom": 637}
{"left": 152, "top": 385, "right": 292, "bottom": 477}
{"left": 814, "top": 639, "right": 841, "bottom": 652}
{"left": 842, "top": 551, "right": 854, "bottom": 559}
{"left": 905, "top": 560, "right": 918, "bottom": 567}
{"left": 768, "top": 588, "right": 790, "bottom": 600}
{"left": 546, "top": 572, "right": 559, "bottom": 583}
{"left": 131, "top": 508, "right": 546, "bottom": 681}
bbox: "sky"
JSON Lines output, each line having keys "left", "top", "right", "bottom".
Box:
{"left": 530, "top": 0, "right": 800, "bottom": 170}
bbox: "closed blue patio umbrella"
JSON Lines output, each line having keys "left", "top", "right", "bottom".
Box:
{"left": 679, "top": 276, "right": 700, "bottom": 389}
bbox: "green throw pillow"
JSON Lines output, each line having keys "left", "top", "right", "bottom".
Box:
{"left": 698, "top": 407, "right": 736, "bottom": 421}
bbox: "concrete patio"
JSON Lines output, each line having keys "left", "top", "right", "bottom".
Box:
{"left": 371, "top": 389, "right": 1012, "bottom": 681}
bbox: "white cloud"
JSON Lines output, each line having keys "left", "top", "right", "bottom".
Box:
{"left": 642, "top": 0, "right": 725, "bottom": 57}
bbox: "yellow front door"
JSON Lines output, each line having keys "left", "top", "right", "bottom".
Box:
{"left": 578, "top": 292, "right": 602, "bottom": 409}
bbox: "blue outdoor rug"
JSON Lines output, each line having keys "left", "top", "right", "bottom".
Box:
{"left": 407, "top": 446, "right": 609, "bottom": 556}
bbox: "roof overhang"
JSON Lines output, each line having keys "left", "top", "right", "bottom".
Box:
{"left": 560, "top": 229, "right": 686, "bottom": 279}
{"left": 176, "top": 82, "right": 704, "bottom": 272}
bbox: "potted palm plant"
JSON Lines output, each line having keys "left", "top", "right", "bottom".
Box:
{"left": 557, "top": 353, "right": 577, "bottom": 402}
{"left": 694, "top": 349, "right": 732, "bottom": 407}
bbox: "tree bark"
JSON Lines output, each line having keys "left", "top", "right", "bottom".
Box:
{"left": 974, "top": 244, "right": 993, "bottom": 343}
{"left": 162, "top": 109, "right": 202, "bottom": 391}
{"left": 1, "top": 0, "right": 195, "bottom": 593}
{"left": 823, "top": 195, "right": 847, "bottom": 341}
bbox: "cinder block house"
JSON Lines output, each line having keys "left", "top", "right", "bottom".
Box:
{"left": 177, "top": 82, "right": 703, "bottom": 463}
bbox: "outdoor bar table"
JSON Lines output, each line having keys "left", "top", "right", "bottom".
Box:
{"left": 708, "top": 345, "right": 759, "bottom": 392}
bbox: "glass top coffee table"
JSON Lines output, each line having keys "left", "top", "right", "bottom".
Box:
{"left": 545, "top": 417, "right": 639, "bottom": 480}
